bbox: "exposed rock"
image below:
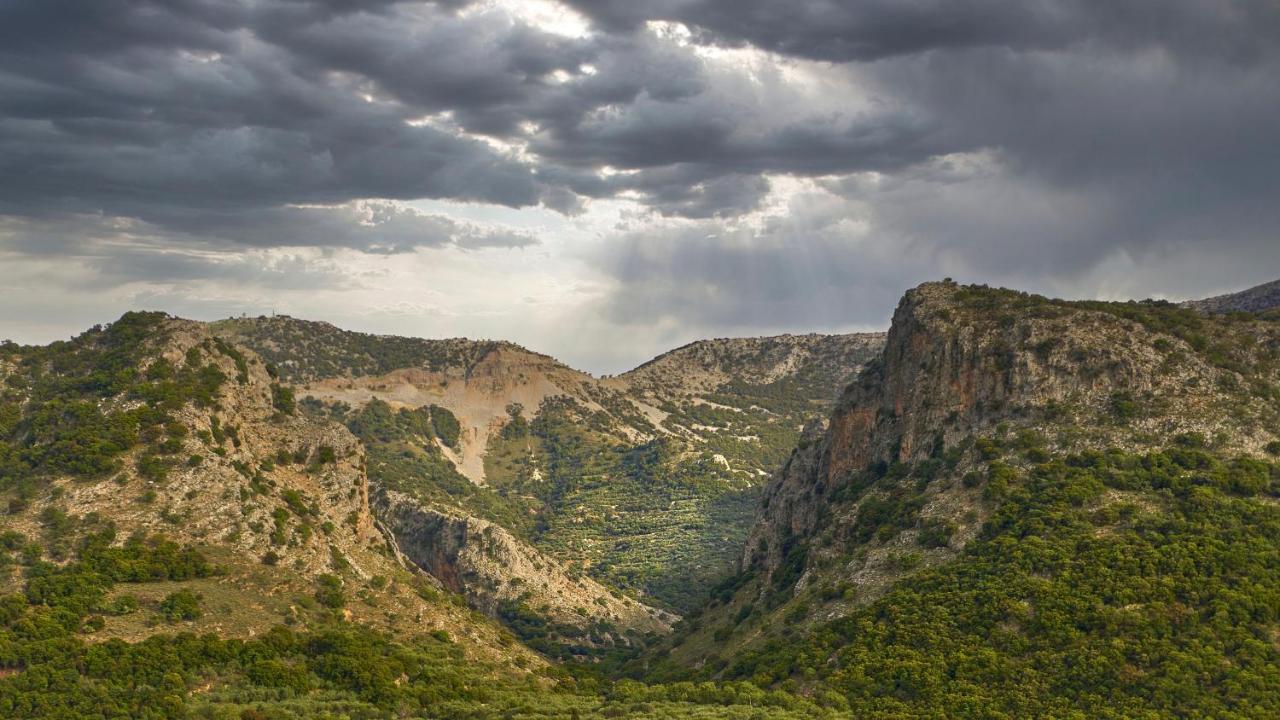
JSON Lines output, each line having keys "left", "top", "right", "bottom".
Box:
{"left": 377, "top": 490, "right": 675, "bottom": 641}
{"left": 0, "top": 317, "right": 544, "bottom": 667}
{"left": 1182, "top": 276, "right": 1280, "bottom": 314}
{"left": 745, "top": 280, "right": 1280, "bottom": 582}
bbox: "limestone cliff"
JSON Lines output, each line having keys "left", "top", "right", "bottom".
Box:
{"left": 744, "top": 279, "right": 1280, "bottom": 585}
{"left": 377, "top": 490, "right": 675, "bottom": 646}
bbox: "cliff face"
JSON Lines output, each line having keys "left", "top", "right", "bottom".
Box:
{"left": 743, "top": 280, "right": 1280, "bottom": 579}
{"left": 0, "top": 317, "right": 544, "bottom": 666}
{"left": 377, "top": 490, "right": 674, "bottom": 644}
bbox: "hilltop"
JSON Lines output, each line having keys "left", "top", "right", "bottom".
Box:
{"left": 0, "top": 313, "right": 543, "bottom": 666}
{"left": 1182, "top": 277, "right": 1280, "bottom": 315}
{"left": 650, "top": 281, "right": 1280, "bottom": 717}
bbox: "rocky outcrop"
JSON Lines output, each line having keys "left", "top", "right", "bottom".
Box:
{"left": 43, "top": 318, "right": 380, "bottom": 576}
{"left": 297, "top": 344, "right": 603, "bottom": 484}
{"left": 1182, "top": 277, "right": 1280, "bottom": 314}
{"left": 614, "top": 332, "right": 885, "bottom": 397}
{"left": 743, "top": 280, "right": 1280, "bottom": 579}
{"left": 376, "top": 490, "right": 675, "bottom": 640}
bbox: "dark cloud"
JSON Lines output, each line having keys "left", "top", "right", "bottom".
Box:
{"left": 0, "top": 0, "right": 981, "bottom": 244}
{"left": 565, "top": 0, "right": 1280, "bottom": 64}
{"left": 596, "top": 199, "right": 929, "bottom": 330}
{"left": 0, "top": 203, "right": 535, "bottom": 260}
{"left": 623, "top": 170, "right": 772, "bottom": 219}
{"left": 0, "top": 0, "right": 567, "bottom": 251}
{"left": 1, "top": 0, "right": 1279, "bottom": 351}
{"left": 578, "top": 0, "right": 1280, "bottom": 330}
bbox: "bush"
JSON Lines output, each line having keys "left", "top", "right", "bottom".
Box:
{"left": 315, "top": 574, "right": 345, "bottom": 609}
{"left": 271, "top": 383, "right": 296, "bottom": 415}
{"left": 1110, "top": 391, "right": 1139, "bottom": 421}
{"left": 158, "top": 589, "right": 202, "bottom": 621}
{"left": 429, "top": 405, "right": 462, "bottom": 448}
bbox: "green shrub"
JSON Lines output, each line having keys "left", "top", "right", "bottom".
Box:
{"left": 158, "top": 589, "right": 202, "bottom": 621}
{"left": 315, "top": 574, "right": 345, "bottom": 609}
{"left": 271, "top": 383, "right": 296, "bottom": 415}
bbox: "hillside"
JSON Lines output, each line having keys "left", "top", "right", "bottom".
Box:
{"left": 4, "top": 282, "right": 1280, "bottom": 717}
{"left": 1182, "top": 277, "right": 1280, "bottom": 315}
{"left": 217, "top": 316, "right": 884, "bottom": 613}
{"left": 652, "top": 281, "right": 1280, "bottom": 717}
{"left": 0, "top": 312, "right": 856, "bottom": 718}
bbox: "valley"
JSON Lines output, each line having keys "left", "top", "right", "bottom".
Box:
{"left": 1, "top": 279, "right": 1278, "bottom": 717}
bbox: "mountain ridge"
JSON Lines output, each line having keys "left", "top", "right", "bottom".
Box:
{"left": 649, "top": 281, "right": 1280, "bottom": 718}
{"left": 212, "top": 314, "right": 885, "bottom": 622}
{"left": 5, "top": 278, "right": 1280, "bottom": 717}
{"left": 1182, "top": 277, "right": 1280, "bottom": 315}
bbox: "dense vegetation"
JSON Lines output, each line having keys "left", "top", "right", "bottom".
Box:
{"left": 484, "top": 397, "right": 758, "bottom": 612}
{"left": 668, "top": 440, "right": 1280, "bottom": 718}
{"left": 0, "top": 313, "right": 234, "bottom": 503}
{"left": 211, "top": 316, "right": 511, "bottom": 383}
{"left": 0, "top": 531, "right": 834, "bottom": 719}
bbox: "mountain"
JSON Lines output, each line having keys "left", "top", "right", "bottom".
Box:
{"left": 652, "top": 281, "right": 1280, "bottom": 717}
{"left": 216, "top": 316, "right": 884, "bottom": 614}
{"left": 1182, "top": 276, "right": 1280, "bottom": 314}
{"left": 0, "top": 313, "right": 540, "bottom": 664}
{"left": 4, "top": 280, "right": 1280, "bottom": 717}
{"left": 0, "top": 312, "right": 841, "bottom": 718}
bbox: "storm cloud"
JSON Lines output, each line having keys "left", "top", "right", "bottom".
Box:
{"left": 1, "top": 0, "right": 1278, "bottom": 370}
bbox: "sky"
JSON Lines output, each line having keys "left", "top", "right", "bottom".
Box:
{"left": 1, "top": 1, "right": 1278, "bottom": 374}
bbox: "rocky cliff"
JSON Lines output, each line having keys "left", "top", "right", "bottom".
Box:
{"left": 743, "top": 280, "right": 1280, "bottom": 581}
{"left": 377, "top": 490, "right": 674, "bottom": 649}
{"left": 0, "top": 316, "right": 541, "bottom": 666}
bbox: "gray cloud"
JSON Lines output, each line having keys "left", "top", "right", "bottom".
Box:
{"left": 0, "top": 0, "right": 567, "bottom": 251}
{"left": 565, "top": 1, "right": 1280, "bottom": 64}
{"left": 2, "top": 0, "right": 1279, "bottom": 362}
{"left": 578, "top": 1, "right": 1280, "bottom": 332}
{"left": 0, "top": 0, "right": 979, "bottom": 240}
{"left": 0, "top": 202, "right": 535, "bottom": 264}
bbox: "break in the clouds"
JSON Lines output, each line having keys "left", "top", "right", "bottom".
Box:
{"left": 1, "top": 0, "right": 1278, "bottom": 372}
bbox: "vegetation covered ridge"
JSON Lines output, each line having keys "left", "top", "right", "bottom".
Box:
{"left": 653, "top": 280, "right": 1280, "bottom": 718}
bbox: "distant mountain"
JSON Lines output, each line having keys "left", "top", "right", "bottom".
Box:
{"left": 214, "top": 315, "right": 884, "bottom": 616}
{"left": 1181, "top": 276, "right": 1280, "bottom": 314}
